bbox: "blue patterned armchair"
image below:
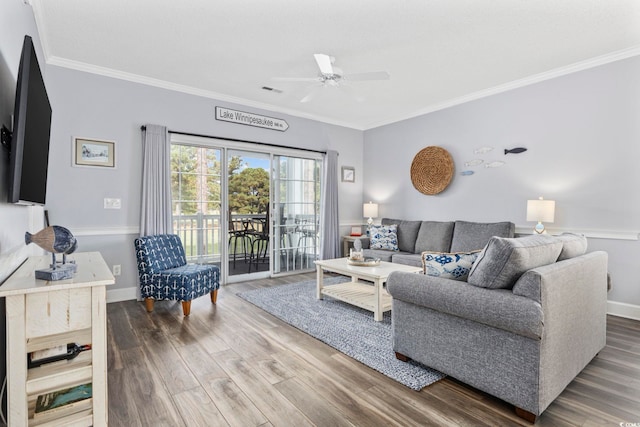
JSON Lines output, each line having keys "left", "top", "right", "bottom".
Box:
{"left": 134, "top": 234, "right": 220, "bottom": 316}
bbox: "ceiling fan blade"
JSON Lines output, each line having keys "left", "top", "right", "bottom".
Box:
{"left": 313, "top": 54, "right": 334, "bottom": 75}
{"left": 344, "top": 71, "right": 390, "bottom": 81}
{"left": 272, "top": 77, "right": 319, "bottom": 82}
{"left": 300, "top": 85, "right": 324, "bottom": 103}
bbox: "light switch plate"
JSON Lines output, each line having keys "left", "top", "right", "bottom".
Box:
{"left": 104, "top": 198, "right": 121, "bottom": 209}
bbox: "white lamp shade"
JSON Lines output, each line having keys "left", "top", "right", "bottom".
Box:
{"left": 526, "top": 198, "right": 555, "bottom": 223}
{"left": 363, "top": 202, "right": 379, "bottom": 219}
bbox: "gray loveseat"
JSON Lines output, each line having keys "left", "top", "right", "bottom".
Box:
{"left": 361, "top": 219, "right": 515, "bottom": 265}
{"left": 386, "top": 233, "right": 608, "bottom": 422}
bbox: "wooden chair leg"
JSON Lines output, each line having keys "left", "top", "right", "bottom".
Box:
{"left": 182, "top": 300, "right": 192, "bottom": 316}
{"left": 395, "top": 352, "right": 410, "bottom": 362}
{"left": 515, "top": 407, "right": 536, "bottom": 423}
{"left": 144, "top": 298, "right": 154, "bottom": 312}
{"left": 210, "top": 289, "right": 218, "bottom": 304}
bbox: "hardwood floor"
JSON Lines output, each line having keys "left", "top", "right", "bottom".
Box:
{"left": 107, "top": 273, "right": 640, "bottom": 426}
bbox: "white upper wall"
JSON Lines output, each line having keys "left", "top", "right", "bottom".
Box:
{"left": 363, "top": 55, "right": 640, "bottom": 306}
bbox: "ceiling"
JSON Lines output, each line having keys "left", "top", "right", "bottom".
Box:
{"left": 31, "top": 0, "right": 640, "bottom": 130}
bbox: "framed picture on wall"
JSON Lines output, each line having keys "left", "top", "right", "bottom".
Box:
{"left": 73, "top": 137, "right": 116, "bottom": 168}
{"left": 341, "top": 166, "right": 355, "bottom": 182}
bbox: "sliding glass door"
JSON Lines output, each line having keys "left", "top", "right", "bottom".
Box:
{"left": 272, "top": 155, "right": 321, "bottom": 274}
{"left": 170, "top": 144, "right": 222, "bottom": 265}
{"left": 171, "top": 134, "right": 322, "bottom": 281}
{"left": 227, "top": 150, "right": 270, "bottom": 277}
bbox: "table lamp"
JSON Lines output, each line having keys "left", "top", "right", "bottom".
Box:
{"left": 363, "top": 201, "right": 379, "bottom": 230}
{"left": 526, "top": 197, "right": 555, "bottom": 234}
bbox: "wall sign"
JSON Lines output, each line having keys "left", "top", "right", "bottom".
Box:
{"left": 215, "top": 107, "right": 289, "bottom": 132}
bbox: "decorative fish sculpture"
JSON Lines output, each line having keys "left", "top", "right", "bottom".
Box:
{"left": 25, "top": 226, "right": 78, "bottom": 254}
{"left": 485, "top": 161, "right": 505, "bottom": 168}
{"left": 504, "top": 147, "right": 527, "bottom": 155}
{"left": 464, "top": 159, "right": 483, "bottom": 167}
{"left": 460, "top": 170, "right": 475, "bottom": 176}
{"left": 474, "top": 146, "right": 494, "bottom": 154}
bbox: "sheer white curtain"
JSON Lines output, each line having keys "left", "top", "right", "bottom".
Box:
{"left": 139, "top": 124, "right": 172, "bottom": 236}
{"left": 320, "top": 150, "right": 340, "bottom": 259}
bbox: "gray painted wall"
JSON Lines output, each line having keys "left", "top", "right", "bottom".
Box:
{"left": 364, "top": 56, "right": 640, "bottom": 306}
{"left": 43, "top": 65, "right": 364, "bottom": 294}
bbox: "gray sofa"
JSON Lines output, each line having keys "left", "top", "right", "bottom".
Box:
{"left": 386, "top": 233, "right": 608, "bottom": 422}
{"left": 362, "top": 219, "right": 515, "bottom": 265}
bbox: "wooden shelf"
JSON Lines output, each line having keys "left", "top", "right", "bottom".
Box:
{"left": 27, "top": 351, "right": 93, "bottom": 396}
{"left": 0, "top": 252, "right": 113, "bottom": 427}
{"left": 321, "top": 281, "right": 393, "bottom": 313}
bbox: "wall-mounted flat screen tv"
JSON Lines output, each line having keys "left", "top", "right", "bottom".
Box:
{"left": 8, "top": 35, "right": 52, "bottom": 205}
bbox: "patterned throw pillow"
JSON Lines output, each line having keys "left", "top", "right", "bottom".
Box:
{"left": 369, "top": 224, "right": 399, "bottom": 251}
{"left": 422, "top": 251, "right": 481, "bottom": 281}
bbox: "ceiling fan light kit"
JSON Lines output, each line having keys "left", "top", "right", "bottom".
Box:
{"left": 273, "top": 53, "right": 390, "bottom": 102}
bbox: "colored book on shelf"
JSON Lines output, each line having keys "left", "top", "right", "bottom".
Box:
{"left": 34, "top": 383, "right": 92, "bottom": 419}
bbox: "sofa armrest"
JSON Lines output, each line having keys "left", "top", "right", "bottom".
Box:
{"left": 535, "top": 251, "right": 607, "bottom": 411}
{"left": 359, "top": 237, "right": 371, "bottom": 249}
{"left": 386, "top": 272, "right": 543, "bottom": 339}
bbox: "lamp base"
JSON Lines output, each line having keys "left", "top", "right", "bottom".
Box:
{"left": 533, "top": 222, "right": 547, "bottom": 234}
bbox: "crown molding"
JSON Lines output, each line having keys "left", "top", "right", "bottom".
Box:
{"left": 366, "top": 45, "right": 640, "bottom": 130}
{"left": 35, "top": 0, "right": 640, "bottom": 135}
{"left": 46, "top": 56, "right": 364, "bottom": 130}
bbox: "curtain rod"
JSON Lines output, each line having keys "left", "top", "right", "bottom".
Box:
{"left": 140, "top": 126, "right": 328, "bottom": 155}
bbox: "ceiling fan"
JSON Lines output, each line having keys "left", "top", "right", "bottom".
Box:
{"left": 273, "top": 53, "right": 390, "bottom": 103}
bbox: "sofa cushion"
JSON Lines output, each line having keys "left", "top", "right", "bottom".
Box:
{"left": 369, "top": 224, "right": 399, "bottom": 251}
{"left": 450, "top": 221, "right": 515, "bottom": 252}
{"left": 387, "top": 272, "right": 544, "bottom": 339}
{"left": 414, "top": 221, "right": 455, "bottom": 253}
{"left": 422, "top": 250, "right": 481, "bottom": 281}
{"left": 555, "top": 232, "right": 588, "bottom": 261}
{"left": 381, "top": 218, "right": 421, "bottom": 253}
{"left": 468, "top": 234, "right": 562, "bottom": 289}
{"left": 362, "top": 248, "right": 398, "bottom": 262}
{"left": 390, "top": 253, "right": 422, "bottom": 267}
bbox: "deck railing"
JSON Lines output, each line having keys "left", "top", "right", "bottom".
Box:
{"left": 173, "top": 213, "right": 319, "bottom": 268}
{"left": 173, "top": 213, "right": 265, "bottom": 263}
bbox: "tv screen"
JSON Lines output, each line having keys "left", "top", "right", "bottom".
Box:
{"left": 8, "top": 35, "right": 52, "bottom": 205}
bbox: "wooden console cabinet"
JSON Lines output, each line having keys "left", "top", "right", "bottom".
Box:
{"left": 0, "top": 252, "right": 114, "bottom": 426}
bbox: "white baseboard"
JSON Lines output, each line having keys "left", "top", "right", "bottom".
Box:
{"left": 607, "top": 301, "right": 640, "bottom": 321}
{"left": 107, "top": 286, "right": 138, "bottom": 303}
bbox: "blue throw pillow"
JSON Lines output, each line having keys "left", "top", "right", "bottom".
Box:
{"left": 369, "top": 224, "right": 399, "bottom": 251}
{"left": 422, "top": 250, "right": 481, "bottom": 281}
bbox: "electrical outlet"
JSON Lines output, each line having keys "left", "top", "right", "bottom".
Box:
{"left": 113, "top": 265, "right": 121, "bottom": 276}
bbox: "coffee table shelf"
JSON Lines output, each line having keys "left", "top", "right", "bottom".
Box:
{"left": 319, "top": 281, "right": 393, "bottom": 314}
{"left": 314, "top": 258, "right": 422, "bottom": 321}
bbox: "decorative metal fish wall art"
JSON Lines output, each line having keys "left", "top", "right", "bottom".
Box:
{"left": 464, "top": 159, "right": 483, "bottom": 167}
{"left": 460, "top": 170, "right": 475, "bottom": 176}
{"left": 485, "top": 161, "right": 505, "bottom": 168}
{"left": 504, "top": 147, "right": 527, "bottom": 155}
{"left": 473, "top": 146, "right": 494, "bottom": 154}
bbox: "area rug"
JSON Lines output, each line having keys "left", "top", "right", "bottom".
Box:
{"left": 237, "top": 277, "right": 445, "bottom": 390}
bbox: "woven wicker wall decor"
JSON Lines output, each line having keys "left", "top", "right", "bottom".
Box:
{"left": 410, "top": 146, "right": 454, "bottom": 195}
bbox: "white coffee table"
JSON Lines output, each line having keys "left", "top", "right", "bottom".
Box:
{"left": 314, "top": 258, "right": 422, "bottom": 321}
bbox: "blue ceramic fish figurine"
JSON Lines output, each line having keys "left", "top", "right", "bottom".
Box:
{"left": 504, "top": 147, "right": 527, "bottom": 155}
{"left": 25, "top": 226, "right": 78, "bottom": 254}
